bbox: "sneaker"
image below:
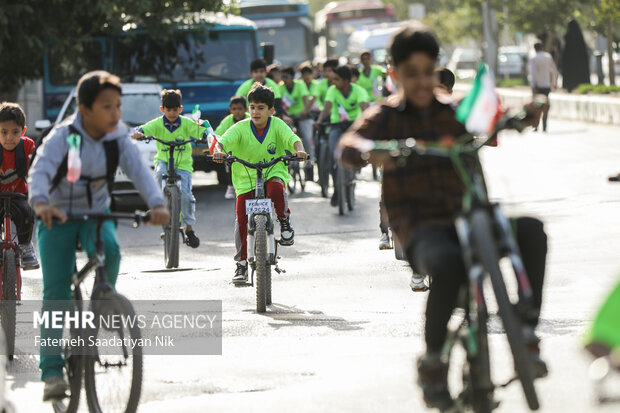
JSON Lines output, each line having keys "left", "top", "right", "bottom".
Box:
{"left": 379, "top": 233, "right": 392, "bottom": 250}
{"left": 20, "top": 242, "right": 39, "bottom": 270}
{"left": 42, "top": 375, "right": 68, "bottom": 401}
{"left": 330, "top": 191, "right": 338, "bottom": 207}
{"left": 225, "top": 185, "right": 236, "bottom": 199}
{"left": 232, "top": 261, "right": 248, "bottom": 284}
{"left": 522, "top": 326, "right": 548, "bottom": 378}
{"left": 417, "top": 353, "right": 453, "bottom": 410}
{"left": 609, "top": 175, "right": 620, "bottom": 182}
{"left": 410, "top": 275, "right": 429, "bottom": 292}
{"left": 278, "top": 217, "right": 294, "bottom": 246}
{"left": 185, "top": 230, "right": 200, "bottom": 248}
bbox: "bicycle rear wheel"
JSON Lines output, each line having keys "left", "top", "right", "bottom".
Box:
{"left": 287, "top": 163, "right": 299, "bottom": 194}
{"left": 470, "top": 209, "right": 539, "bottom": 411}
{"left": 254, "top": 215, "right": 268, "bottom": 313}
{"left": 346, "top": 169, "right": 355, "bottom": 211}
{"left": 336, "top": 165, "right": 345, "bottom": 215}
{"left": 84, "top": 293, "right": 143, "bottom": 413}
{"left": 318, "top": 141, "right": 330, "bottom": 198}
{"left": 1, "top": 249, "right": 16, "bottom": 360}
{"left": 164, "top": 185, "right": 180, "bottom": 269}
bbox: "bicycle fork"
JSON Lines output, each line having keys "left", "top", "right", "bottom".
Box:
{"left": 246, "top": 212, "right": 278, "bottom": 286}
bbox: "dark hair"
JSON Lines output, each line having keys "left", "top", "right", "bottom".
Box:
{"left": 435, "top": 67, "right": 455, "bottom": 90}
{"left": 300, "top": 65, "right": 313, "bottom": 75}
{"left": 333, "top": 66, "right": 352, "bottom": 82}
{"left": 389, "top": 23, "right": 439, "bottom": 67}
{"left": 324, "top": 59, "right": 339, "bottom": 70}
{"left": 250, "top": 58, "right": 267, "bottom": 72}
{"left": 229, "top": 95, "right": 247, "bottom": 108}
{"left": 0, "top": 102, "right": 26, "bottom": 128}
{"left": 360, "top": 50, "right": 372, "bottom": 59}
{"left": 161, "top": 89, "right": 182, "bottom": 108}
{"left": 351, "top": 67, "right": 360, "bottom": 79}
{"left": 267, "top": 63, "right": 280, "bottom": 73}
{"left": 77, "top": 70, "right": 122, "bottom": 109}
{"left": 534, "top": 42, "right": 543, "bottom": 52}
{"left": 247, "top": 83, "right": 275, "bottom": 108}
{"left": 281, "top": 66, "right": 295, "bottom": 77}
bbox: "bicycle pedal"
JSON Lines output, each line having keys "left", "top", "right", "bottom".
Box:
{"left": 274, "top": 266, "right": 286, "bottom": 274}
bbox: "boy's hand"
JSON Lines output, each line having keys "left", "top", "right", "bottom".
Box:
{"left": 293, "top": 151, "right": 308, "bottom": 161}
{"left": 149, "top": 205, "right": 169, "bottom": 226}
{"left": 34, "top": 203, "right": 67, "bottom": 229}
{"left": 212, "top": 151, "right": 227, "bottom": 163}
{"left": 132, "top": 131, "right": 144, "bottom": 140}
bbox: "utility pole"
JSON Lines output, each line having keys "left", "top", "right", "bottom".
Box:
{"left": 482, "top": 0, "right": 498, "bottom": 76}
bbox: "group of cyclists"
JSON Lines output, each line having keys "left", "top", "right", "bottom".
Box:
{"left": 0, "top": 19, "right": 618, "bottom": 412}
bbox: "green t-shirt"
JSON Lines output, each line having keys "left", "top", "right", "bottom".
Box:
{"left": 214, "top": 112, "right": 251, "bottom": 136}
{"left": 307, "top": 79, "right": 323, "bottom": 110}
{"left": 325, "top": 84, "right": 369, "bottom": 124}
{"left": 219, "top": 117, "right": 301, "bottom": 196}
{"left": 235, "top": 78, "right": 282, "bottom": 101}
{"left": 278, "top": 80, "right": 310, "bottom": 116}
{"left": 315, "top": 78, "right": 329, "bottom": 109}
{"left": 140, "top": 115, "right": 205, "bottom": 173}
{"left": 356, "top": 65, "right": 385, "bottom": 101}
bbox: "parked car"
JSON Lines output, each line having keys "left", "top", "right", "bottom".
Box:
{"left": 447, "top": 48, "right": 482, "bottom": 80}
{"left": 498, "top": 46, "right": 527, "bottom": 79}
{"left": 35, "top": 83, "right": 162, "bottom": 197}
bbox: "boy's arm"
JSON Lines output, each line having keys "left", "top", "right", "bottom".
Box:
{"left": 117, "top": 136, "right": 166, "bottom": 209}
{"left": 338, "top": 105, "right": 390, "bottom": 168}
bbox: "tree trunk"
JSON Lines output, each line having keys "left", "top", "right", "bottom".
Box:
{"left": 607, "top": 20, "right": 616, "bottom": 86}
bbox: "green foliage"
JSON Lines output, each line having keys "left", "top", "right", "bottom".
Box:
{"left": 497, "top": 78, "right": 526, "bottom": 88}
{"left": 575, "top": 83, "right": 620, "bottom": 94}
{"left": 0, "top": 0, "right": 229, "bottom": 99}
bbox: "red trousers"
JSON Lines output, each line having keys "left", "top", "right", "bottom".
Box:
{"left": 234, "top": 178, "right": 290, "bottom": 261}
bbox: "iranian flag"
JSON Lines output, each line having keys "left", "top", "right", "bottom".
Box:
{"left": 456, "top": 63, "right": 503, "bottom": 135}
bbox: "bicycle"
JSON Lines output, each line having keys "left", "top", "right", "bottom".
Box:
{"left": 0, "top": 192, "right": 27, "bottom": 360}
{"left": 51, "top": 211, "right": 149, "bottom": 413}
{"left": 136, "top": 135, "right": 205, "bottom": 269}
{"left": 331, "top": 121, "right": 355, "bottom": 215}
{"left": 205, "top": 152, "right": 302, "bottom": 313}
{"left": 286, "top": 117, "right": 307, "bottom": 195}
{"left": 368, "top": 110, "right": 542, "bottom": 412}
{"left": 315, "top": 122, "right": 331, "bottom": 198}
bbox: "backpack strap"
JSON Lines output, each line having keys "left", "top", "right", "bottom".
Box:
{"left": 102, "top": 139, "right": 119, "bottom": 194}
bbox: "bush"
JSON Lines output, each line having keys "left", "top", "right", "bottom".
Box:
{"left": 575, "top": 84, "right": 620, "bottom": 94}
{"left": 497, "top": 78, "right": 526, "bottom": 88}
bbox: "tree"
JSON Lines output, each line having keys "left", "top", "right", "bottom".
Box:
{"left": 0, "top": 0, "right": 229, "bottom": 101}
{"left": 594, "top": 0, "right": 620, "bottom": 85}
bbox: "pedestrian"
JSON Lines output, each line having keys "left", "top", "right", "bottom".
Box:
{"left": 529, "top": 42, "right": 558, "bottom": 132}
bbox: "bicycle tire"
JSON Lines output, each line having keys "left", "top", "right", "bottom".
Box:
{"left": 467, "top": 294, "right": 495, "bottom": 413}
{"left": 346, "top": 170, "right": 355, "bottom": 211}
{"left": 164, "top": 184, "right": 180, "bottom": 269}
{"left": 1, "top": 249, "right": 16, "bottom": 360}
{"left": 52, "top": 325, "right": 83, "bottom": 413}
{"left": 470, "top": 209, "right": 539, "bottom": 411}
{"left": 336, "top": 165, "right": 345, "bottom": 215}
{"left": 84, "top": 293, "right": 143, "bottom": 413}
{"left": 254, "top": 215, "right": 268, "bottom": 313}
{"left": 318, "top": 142, "right": 330, "bottom": 198}
{"left": 266, "top": 265, "right": 272, "bottom": 306}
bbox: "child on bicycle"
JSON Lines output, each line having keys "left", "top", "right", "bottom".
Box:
{"left": 28, "top": 70, "right": 169, "bottom": 400}
{"left": 215, "top": 96, "right": 250, "bottom": 200}
{"left": 0, "top": 102, "right": 39, "bottom": 270}
{"left": 212, "top": 83, "right": 307, "bottom": 285}
{"left": 132, "top": 89, "right": 206, "bottom": 248}
{"left": 357, "top": 50, "right": 386, "bottom": 101}
{"left": 314, "top": 65, "right": 369, "bottom": 206}
{"left": 337, "top": 24, "right": 548, "bottom": 410}
{"left": 236, "top": 59, "right": 290, "bottom": 123}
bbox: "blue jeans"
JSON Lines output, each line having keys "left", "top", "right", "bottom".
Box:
{"left": 155, "top": 161, "right": 196, "bottom": 226}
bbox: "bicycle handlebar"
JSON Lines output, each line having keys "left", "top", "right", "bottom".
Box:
{"left": 65, "top": 211, "right": 151, "bottom": 228}
{"left": 0, "top": 192, "right": 27, "bottom": 200}
{"left": 203, "top": 151, "right": 304, "bottom": 169}
{"left": 137, "top": 135, "right": 206, "bottom": 147}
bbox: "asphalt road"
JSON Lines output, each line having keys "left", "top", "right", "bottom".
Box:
{"left": 6, "top": 118, "right": 620, "bottom": 412}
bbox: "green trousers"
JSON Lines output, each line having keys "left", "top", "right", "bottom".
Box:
{"left": 37, "top": 218, "right": 120, "bottom": 380}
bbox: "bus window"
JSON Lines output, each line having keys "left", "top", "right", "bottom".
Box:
{"left": 48, "top": 40, "right": 104, "bottom": 86}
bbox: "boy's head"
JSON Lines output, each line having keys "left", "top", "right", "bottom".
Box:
{"left": 300, "top": 64, "right": 314, "bottom": 83}
{"left": 534, "top": 42, "right": 543, "bottom": 52}
{"left": 267, "top": 64, "right": 282, "bottom": 83}
{"left": 0, "top": 102, "right": 26, "bottom": 151}
{"left": 351, "top": 67, "right": 360, "bottom": 83}
{"left": 247, "top": 83, "right": 275, "bottom": 127}
{"left": 389, "top": 23, "right": 439, "bottom": 109}
{"left": 159, "top": 89, "right": 183, "bottom": 123}
{"left": 250, "top": 59, "right": 268, "bottom": 84}
{"left": 360, "top": 50, "right": 373, "bottom": 68}
{"left": 435, "top": 67, "right": 455, "bottom": 94}
{"left": 77, "top": 70, "right": 123, "bottom": 138}
{"left": 229, "top": 95, "right": 247, "bottom": 121}
{"left": 332, "top": 66, "right": 352, "bottom": 91}
{"left": 281, "top": 67, "right": 295, "bottom": 87}
{"left": 323, "top": 59, "right": 339, "bottom": 82}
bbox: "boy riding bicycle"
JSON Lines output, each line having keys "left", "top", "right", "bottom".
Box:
{"left": 314, "top": 65, "right": 369, "bottom": 206}
{"left": 132, "top": 89, "right": 206, "bottom": 248}
{"left": 0, "top": 102, "right": 39, "bottom": 269}
{"left": 338, "top": 24, "right": 548, "bottom": 410}
{"left": 212, "top": 83, "right": 307, "bottom": 284}
{"left": 28, "top": 70, "right": 168, "bottom": 400}
{"left": 357, "top": 50, "right": 387, "bottom": 102}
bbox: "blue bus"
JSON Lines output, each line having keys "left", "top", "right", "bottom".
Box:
{"left": 42, "top": 13, "right": 260, "bottom": 127}
{"left": 238, "top": 0, "right": 314, "bottom": 67}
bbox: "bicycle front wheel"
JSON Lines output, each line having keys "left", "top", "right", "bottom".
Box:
{"left": 346, "top": 169, "right": 355, "bottom": 212}
{"left": 254, "top": 215, "right": 268, "bottom": 313}
{"left": 1, "top": 249, "right": 16, "bottom": 360}
{"left": 470, "top": 209, "right": 539, "bottom": 411}
{"left": 318, "top": 142, "right": 330, "bottom": 198}
{"left": 164, "top": 184, "right": 180, "bottom": 269}
{"left": 336, "top": 164, "right": 345, "bottom": 215}
{"left": 84, "top": 293, "right": 143, "bottom": 413}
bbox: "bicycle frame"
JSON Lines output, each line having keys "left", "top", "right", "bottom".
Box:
{"left": 247, "top": 166, "right": 278, "bottom": 276}
{"left": 0, "top": 194, "right": 24, "bottom": 301}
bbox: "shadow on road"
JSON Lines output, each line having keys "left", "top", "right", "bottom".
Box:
{"left": 256, "top": 303, "right": 368, "bottom": 332}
